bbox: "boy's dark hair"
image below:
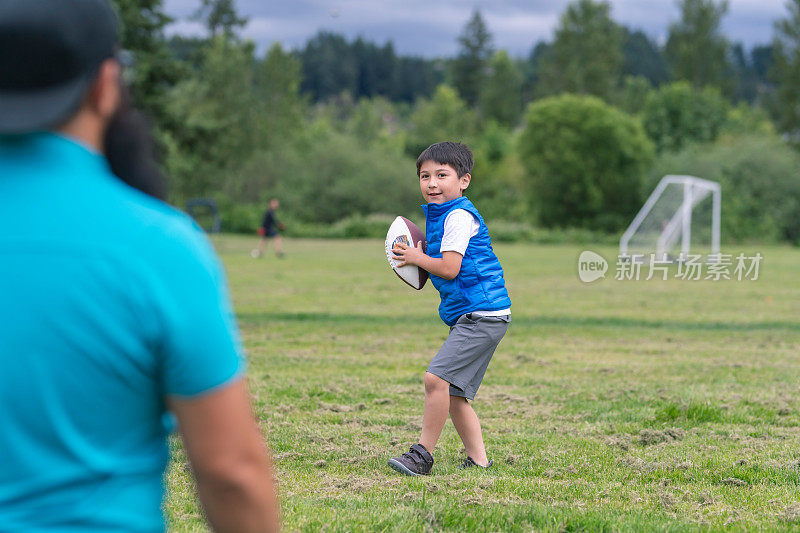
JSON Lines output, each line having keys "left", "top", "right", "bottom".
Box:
{"left": 416, "top": 142, "right": 474, "bottom": 177}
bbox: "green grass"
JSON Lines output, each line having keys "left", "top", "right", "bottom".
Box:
{"left": 165, "top": 236, "right": 800, "bottom": 532}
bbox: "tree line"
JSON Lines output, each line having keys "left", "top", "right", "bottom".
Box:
{"left": 112, "top": 0, "right": 800, "bottom": 244}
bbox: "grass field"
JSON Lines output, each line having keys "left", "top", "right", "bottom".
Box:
{"left": 165, "top": 235, "right": 800, "bottom": 532}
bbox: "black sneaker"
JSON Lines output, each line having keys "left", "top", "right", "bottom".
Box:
{"left": 388, "top": 443, "right": 434, "bottom": 476}
{"left": 457, "top": 456, "right": 493, "bottom": 469}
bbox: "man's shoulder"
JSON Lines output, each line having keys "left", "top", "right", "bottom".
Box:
{"left": 99, "top": 181, "right": 218, "bottom": 273}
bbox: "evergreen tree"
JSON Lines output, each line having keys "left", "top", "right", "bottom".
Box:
{"left": 451, "top": 10, "right": 493, "bottom": 106}
{"left": 537, "top": 0, "right": 623, "bottom": 101}
{"left": 393, "top": 57, "right": 444, "bottom": 102}
{"left": 165, "top": 38, "right": 258, "bottom": 198}
{"left": 665, "top": 0, "right": 731, "bottom": 93}
{"left": 523, "top": 41, "right": 551, "bottom": 101}
{"left": 730, "top": 43, "right": 758, "bottom": 102}
{"left": 751, "top": 44, "right": 775, "bottom": 82}
{"left": 480, "top": 50, "right": 523, "bottom": 127}
{"left": 352, "top": 38, "right": 397, "bottom": 98}
{"left": 255, "top": 43, "right": 305, "bottom": 150}
{"left": 622, "top": 28, "right": 668, "bottom": 86}
{"left": 110, "top": 0, "right": 182, "bottom": 123}
{"left": 300, "top": 32, "right": 358, "bottom": 101}
{"left": 770, "top": 0, "right": 800, "bottom": 140}
{"left": 193, "top": 0, "right": 248, "bottom": 38}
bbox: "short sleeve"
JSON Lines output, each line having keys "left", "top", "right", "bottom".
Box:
{"left": 145, "top": 218, "right": 245, "bottom": 398}
{"left": 440, "top": 209, "right": 479, "bottom": 256}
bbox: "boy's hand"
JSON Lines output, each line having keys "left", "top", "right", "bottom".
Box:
{"left": 392, "top": 241, "right": 425, "bottom": 267}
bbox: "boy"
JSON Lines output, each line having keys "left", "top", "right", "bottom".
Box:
{"left": 389, "top": 141, "right": 511, "bottom": 476}
{"left": 251, "top": 198, "right": 285, "bottom": 258}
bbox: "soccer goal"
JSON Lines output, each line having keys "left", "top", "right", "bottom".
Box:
{"left": 620, "top": 175, "right": 720, "bottom": 261}
{"left": 186, "top": 198, "right": 222, "bottom": 234}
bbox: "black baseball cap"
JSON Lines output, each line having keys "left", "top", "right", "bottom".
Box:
{"left": 0, "top": 0, "right": 119, "bottom": 134}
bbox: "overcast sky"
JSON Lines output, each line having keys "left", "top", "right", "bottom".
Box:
{"left": 163, "top": 0, "right": 787, "bottom": 57}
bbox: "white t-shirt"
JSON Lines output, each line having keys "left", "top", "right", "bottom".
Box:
{"left": 440, "top": 209, "right": 510, "bottom": 317}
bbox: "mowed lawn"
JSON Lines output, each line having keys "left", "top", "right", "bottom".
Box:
{"left": 166, "top": 235, "right": 800, "bottom": 532}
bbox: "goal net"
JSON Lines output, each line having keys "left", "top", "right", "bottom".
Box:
{"left": 620, "top": 175, "right": 720, "bottom": 261}
{"left": 186, "top": 198, "right": 222, "bottom": 234}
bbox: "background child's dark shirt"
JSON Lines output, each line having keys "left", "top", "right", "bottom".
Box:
{"left": 261, "top": 209, "right": 279, "bottom": 236}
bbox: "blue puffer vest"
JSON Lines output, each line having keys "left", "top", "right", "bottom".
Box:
{"left": 422, "top": 196, "right": 511, "bottom": 326}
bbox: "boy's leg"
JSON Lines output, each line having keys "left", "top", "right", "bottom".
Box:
{"left": 449, "top": 395, "right": 489, "bottom": 466}
{"left": 257, "top": 236, "right": 267, "bottom": 255}
{"left": 418, "top": 372, "right": 451, "bottom": 453}
{"left": 274, "top": 235, "right": 284, "bottom": 256}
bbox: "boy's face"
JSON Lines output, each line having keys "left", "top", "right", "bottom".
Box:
{"left": 418, "top": 160, "right": 470, "bottom": 204}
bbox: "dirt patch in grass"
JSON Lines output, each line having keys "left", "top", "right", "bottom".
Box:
{"left": 485, "top": 391, "right": 527, "bottom": 404}
{"left": 780, "top": 504, "right": 800, "bottom": 523}
{"left": 605, "top": 434, "right": 632, "bottom": 451}
{"left": 318, "top": 401, "right": 365, "bottom": 413}
{"left": 616, "top": 456, "right": 693, "bottom": 473}
{"left": 274, "top": 451, "right": 301, "bottom": 461}
{"left": 639, "top": 428, "right": 685, "bottom": 446}
{"left": 659, "top": 491, "right": 679, "bottom": 511}
{"left": 617, "top": 456, "right": 669, "bottom": 472}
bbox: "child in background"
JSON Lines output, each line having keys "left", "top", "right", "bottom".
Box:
{"left": 252, "top": 198, "right": 285, "bottom": 258}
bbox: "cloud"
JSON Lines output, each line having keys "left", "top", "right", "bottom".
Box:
{"left": 163, "top": 0, "right": 788, "bottom": 57}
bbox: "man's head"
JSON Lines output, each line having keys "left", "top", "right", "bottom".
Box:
{"left": 0, "top": 0, "right": 119, "bottom": 135}
{"left": 0, "top": 0, "right": 166, "bottom": 200}
{"left": 416, "top": 142, "right": 473, "bottom": 204}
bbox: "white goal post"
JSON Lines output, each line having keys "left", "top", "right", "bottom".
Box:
{"left": 620, "top": 175, "right": 721, "bottom": 260}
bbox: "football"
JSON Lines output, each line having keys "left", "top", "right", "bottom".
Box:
{"left": 385, "top": 216, "right": 428, "bottom": 290}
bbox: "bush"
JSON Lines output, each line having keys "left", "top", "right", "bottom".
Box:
{"left": 519, "top": 94, "right": 654, "bottom": 232}
{"left": 487, "top": 220, "right": 618, "bottom": 244}
{"left": 649, "top": 135, "right": 800, "bottom": 243}
{"left": 642, "top": 82, "right": 729, "bottom": 153}
{"left": 282, "top": 213, "right": 421, "bottom": 239}
{"left": 404, "top": 85, "right": 477, "bottom": 158}
{"left": 284, "top": 216, "right": 618, "bottom": 244}
{"left": 235, "top": 122, "right": 420, "bottom": 225}
{"left": 216, "top": 199, "right": 262, "bottom": 234}
{"left": 469, "top": 123, "right": 528, "bottom": 222}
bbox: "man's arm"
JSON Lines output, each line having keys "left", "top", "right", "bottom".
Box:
{"left": 392, "top": 242, "right": 462, "bottom": 280}
{"left": 169, "top": 379, "right": 280, "bottom": 533}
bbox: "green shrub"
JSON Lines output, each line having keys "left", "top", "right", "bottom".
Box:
{"left": 650, "top": 135, "right": 800, "bottom": 243}
{"left": 519, "top": 94, "right": 654, "bottom": 232}
{"left": 469, "top": 124, "right": 528, "bottom": 222}
{"left": 642, "top": 82, "right": 729, "bottom": 153}
{"left": 279, "top": 215, "right": 617, "bottom": 244}
{"left": 487, "top": 220, "right": 618, "bottom": 244}
{"left": 236, "top": 122, "right": 420, "bottom": 225}
{"left": 404, "top": 85, "right": 477, "bottom": 158}
{"left": 215, "top": 199, "right": 262, "bottom": 234}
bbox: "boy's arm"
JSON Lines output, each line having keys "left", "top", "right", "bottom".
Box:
{"left": 392, "top": 241, "right": 462, "bottom": 280}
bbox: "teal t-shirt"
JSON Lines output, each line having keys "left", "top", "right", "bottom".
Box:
{"left": 0, "top": 133, "right": 245, "bottom": 531}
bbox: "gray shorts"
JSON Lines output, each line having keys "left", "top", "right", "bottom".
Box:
{"left": 427, "top": 312, "right": 510, "bottom": 400}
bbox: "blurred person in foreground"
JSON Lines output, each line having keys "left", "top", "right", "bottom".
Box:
{"left": 0, "top": 1, "right": 279, "bottom": 531}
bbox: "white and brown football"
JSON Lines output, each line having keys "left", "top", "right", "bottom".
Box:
{"left": 385, "top": 216, "right": 428, "bottom": 290}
